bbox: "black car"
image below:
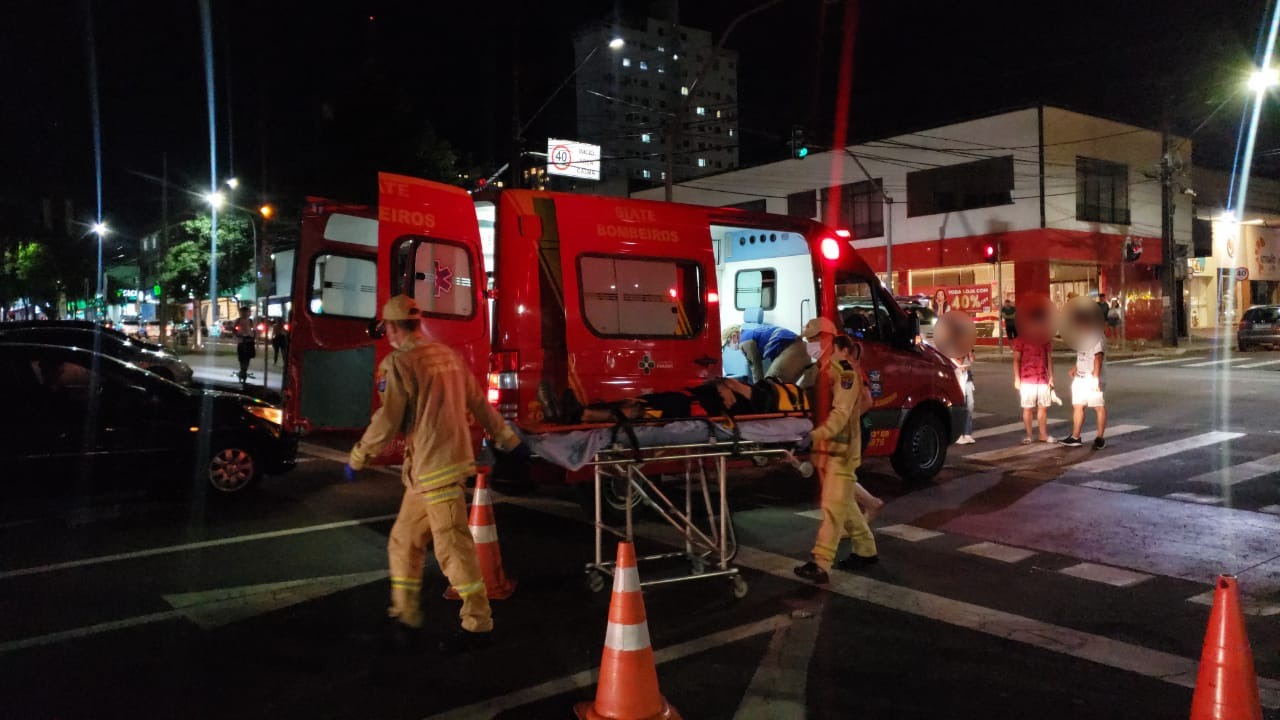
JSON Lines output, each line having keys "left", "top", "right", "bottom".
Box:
{"left": 0, "top": 322, "right": 194, "bottom": 383}
{"left": 0, "top": 343, "right": 296, "bottom": 506}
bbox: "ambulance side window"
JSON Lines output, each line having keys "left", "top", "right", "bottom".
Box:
{"left": 579, "top": 255, "right": 705, "bottom": 338}
{"left": 309, "top": 254, "right": 377, "bottom": 319}
{"left": 836, "top": 280, "right": 892, "bottom": 343}
{"left": 734, "top": 268, "right": 776, "bottom": 310}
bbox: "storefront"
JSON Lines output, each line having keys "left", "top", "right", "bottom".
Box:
{"left": 1190, "top": 221, "right": 1280, "bottom": 329}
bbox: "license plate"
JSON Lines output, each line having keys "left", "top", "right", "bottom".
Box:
{"left": 1254, "top": 323, "right": 1273, "bottom": 330}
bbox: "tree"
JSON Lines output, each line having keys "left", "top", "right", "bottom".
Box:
{"left": 156, "top": 212, "right": 255, "bottom": 301}
{"left": 12, "top": 240, "right": 59, "bottom": 317}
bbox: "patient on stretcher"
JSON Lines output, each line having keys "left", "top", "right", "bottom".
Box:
{"left": 537, "top": 376, "right": 811, "bottom": 425}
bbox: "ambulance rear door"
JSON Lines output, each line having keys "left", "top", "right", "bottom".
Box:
{"left": 551, "top": 194, "right": 720, "bottom": 403}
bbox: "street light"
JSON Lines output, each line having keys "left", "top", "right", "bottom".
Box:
{"left": 206, "top": 190, "right": 226, "bottom": 209}
{"left": 90, "top": 221, "right": 108, "bottom": 320}
{"left": 225, "top": 177, "right": 240, "bottom": 190}
{"left": 1248, "top": 66, "right": 1278, "bottom": 93}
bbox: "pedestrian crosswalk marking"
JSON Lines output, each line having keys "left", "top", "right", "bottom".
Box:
{"left": 1059, "top": 563, "right": 1152, "bottom": 587}
{"left": 1107, "top": 356, "right": 1160, "bottom": 364}
{"left": 795, "top": 509, "right": 822, "bottom": 520}
{"left": 1163, "top": 492, "right": 1223, "bottom": 505}
{"left": 964, "top": 424, "right": 1146, "bottom": 463}
{"left": 1070, "top": 431, "right": 1246, "bottom": 474}
{"left": 1184, "top": 358, "right": 1247, "bottom": 368}
{"left": 1079, "top": 480, "right": 1138, "bottom": 492}
{"left": 969, "top": 419, "right": 1066, "bottom": 441}
{"left": 958, "top": 542, "right": 1036, "bottom": 563}
{"left": 1188, "top": 590, "right": 1280, "bottom": 617}
{"left": 972, "top": 411, "right": 994, "bottom": 419}
{"left": 1260, "top": 505, "right": 1280, "bottom": 515}
{"left": 878, "top": 525, "right": 942, "bottom": 542}
{"left": 1184, "top": 452, "right": 1280, "bottom": 487}
{"left": 1134, "top": 358, "right": 1199, "bottom": 367}
{"left": 1239, "top": 359, "right": 1280, "bottom": 369}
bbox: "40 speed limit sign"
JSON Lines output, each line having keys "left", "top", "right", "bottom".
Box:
{"left": 545, "top": 138, "right": 601, "bottom": 181}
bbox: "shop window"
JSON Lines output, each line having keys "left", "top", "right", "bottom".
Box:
{"left": 309, "top": 254, "right": 377, "bottom": 318}
{"left": 821, "top": 180, "right": 884, "bottom": 238}
{"left": 1076, "top": 157, "right": 1130, "bottom": 224}
{"left": 578, "top": 256, "right": 705, "bottom": 338}
{"left": 907, "top": 156, "right": 1014, "bottom": 217}
{"left": 735, "top": 268, "right": 777, "bottom": 310}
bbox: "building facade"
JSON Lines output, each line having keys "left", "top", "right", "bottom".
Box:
{"left": 574, "top": 17, "right": 739, "bottom": 186}
{"left": 634, "top": 106, "right": 1195, "bottom": 343}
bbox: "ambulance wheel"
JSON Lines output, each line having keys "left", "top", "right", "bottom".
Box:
{"left": 585, "top": 571, "right": 606, "bottom": 593}
{"left": 891, "top": 411, "right": 947, "bottom": 484}
{"left": 730, "top": 576, "right": 749, "bottom": 599}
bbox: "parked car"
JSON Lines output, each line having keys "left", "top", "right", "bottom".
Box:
{"left": 1238, "top": 305, "right": 1280, "bottom": 351}
{"left": 143, "top": 320, "right": 194, "bottom": 343}
{"left": 0, "top": 342, "right": 295, "bottom": 503}
{"left": 119, "top": 314, "right": 142, "bottom": 337}
{"left": 0, "top": 322, "right": 195, "bottom": 383}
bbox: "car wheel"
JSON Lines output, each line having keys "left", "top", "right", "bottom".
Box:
{"left": 891, "top": 409, "right": 948, "bottom": 484}
{"left": 204, "top": 444, "right": 260, "bottom": 495}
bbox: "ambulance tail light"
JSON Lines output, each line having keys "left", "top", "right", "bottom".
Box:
{"left": 489, "top": 350, "right": 519, "bottom": 420}
{"left": 820, "top": 236, "right": 842, "bottom": 261}
{"left": 707, "top": 291, "right": 719, "bottom": 304}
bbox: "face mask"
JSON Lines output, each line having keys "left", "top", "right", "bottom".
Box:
{"left": 806, "top": 341, "right": 823, "bottom": 359}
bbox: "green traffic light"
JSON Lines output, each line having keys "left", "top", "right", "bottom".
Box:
{"left": 797, "top": 147, "right": 809, "bottom": 159}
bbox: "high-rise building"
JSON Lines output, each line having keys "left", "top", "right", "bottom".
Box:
{"left": 574, "top": 17, "right": 739, "bottom": 187}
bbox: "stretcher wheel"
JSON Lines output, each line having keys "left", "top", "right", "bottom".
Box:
{"left": 730, "top": 576, "right": 749, "bottom": 599}
{"left": 585, "top": 571, "right": 606, "bottom": 593}
{"left": 690, "top": 558, "right": 706, "bottom": 575}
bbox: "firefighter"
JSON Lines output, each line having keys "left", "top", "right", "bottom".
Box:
{"left": 344, "top": 295, "right": 530, "bottom": 653}
{"left": 794, "top": 317, "right": 878, "bottom": 584}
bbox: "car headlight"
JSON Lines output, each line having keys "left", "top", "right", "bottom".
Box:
{"left": 245, "top": 405, "right": 283, "bottom": 425}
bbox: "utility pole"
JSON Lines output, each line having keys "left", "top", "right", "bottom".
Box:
{"left": 1160, "top": 110, "right": 1178, "bottom": 347}
{"left": 845, "top": 149, "right": 894, "bottom": 293}
{"left": 160, "top": 152, "right": 170, "bottom": 349}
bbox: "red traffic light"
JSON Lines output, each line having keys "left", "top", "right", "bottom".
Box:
{"left": 983, "top": 244, "right": 998, "bottom": 263}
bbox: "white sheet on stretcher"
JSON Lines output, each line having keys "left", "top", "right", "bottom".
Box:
{"left": 526, "top": 417, "right": 814, "bottom": 472}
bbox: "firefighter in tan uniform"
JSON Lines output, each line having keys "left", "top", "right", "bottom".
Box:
{"left": 794, "top": 317, "right": 878, "bottom": 584}
{"left": 344, "top": 295, "right": 529, "bottom": 652}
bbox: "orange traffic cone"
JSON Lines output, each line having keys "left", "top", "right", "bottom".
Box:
{"left": 444, "top": 472, "right": 516, "bottom": 600}
{"left": 1189, "top": 574, "right": 1262, "bottom": 720}
{"left": 575, "top": 542, "right": 680, "bottom": 720}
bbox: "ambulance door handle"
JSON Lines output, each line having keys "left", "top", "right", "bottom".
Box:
{"left": 694, "top": 355, "right": 719, "bottom": 367}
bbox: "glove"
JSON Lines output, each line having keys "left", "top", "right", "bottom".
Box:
{"left": 342, "top": 464, "right": 360, "bottom": 483}
{"left": 508, "top": 443, "right": 533, "bottom": 463}
{"left": 795, "top": 433, "right": 813, "bottom": 452}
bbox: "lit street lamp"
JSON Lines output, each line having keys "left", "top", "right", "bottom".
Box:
{"left": 91, "top": 221, "right": 108, "bottom": 320}
{"left": 1248, "top": 66, "right": 1278, "bottom": 93}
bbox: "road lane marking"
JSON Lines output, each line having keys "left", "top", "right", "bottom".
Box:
{"left": 969, "top": 419, "right": 1066, "bottom": 441}
{"left": 502, "top": 494, "right": 1280, "bottom": 708}
{"left": 1070, "top": 431, "right": 1246, "bottom": 474}
{"left": 1184, "top": 452, "right": 1280, "bottom": 487}
{"left": 1163, "top": 492, "right": 1223, "bottom": 505}
{"left": 878, "top": 524, "right": 942, "bottom": 542}
{"left": 964, "top": 424, "right": 1147, "bottom": 463}
{"left": 299, "top": 443, "right": 401, "bottom": 476}
{"left": 971, "top": 411, "right": 994, "bottom": 419}
{"left": 1187, "top": 590, "right": 1280, "bottom": 617}
{"left": 1134, "top": 358, "right": 1199, "bottom": 366}
{"left": 1184, "top": 358, "right": 1247, "bottom": 368}
{"left": 0, "top": 570, "right": 389, "bottom": 654}
{"left": 0, "top": 514, "right": 398, "bottom": 581}
{"left": 423, "top": 615, "right": 792, "bottom": 720}
{"left": 734, "top": 605, "right": 823, "bottom": 720}
{"left": 1238, "top": 359, "right": 1280, "bottom": 369}
{"left": 1079, "top": 480, "right": 1138, "bottom": 492}
{"left": 958, "top": 542, "right": 1036, "bottom": 563}
{"left": 795, "top": 509, "right": 823, "bottom": 520}
{"left": 1106, "top": 356, "right": 1160, "bottom": 364}
{"left": 1059, "top": 563, "right": 1152, "bottom": 587}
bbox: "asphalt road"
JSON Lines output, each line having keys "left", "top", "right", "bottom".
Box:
{"left": 2, "top": 349, "right": 1279, "bottom": 719}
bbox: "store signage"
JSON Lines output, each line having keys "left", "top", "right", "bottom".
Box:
{"left": 931, "top": 284, "right": 993, "bottom": 314}
{"left": 546, "top": 138, "right": 601, "bottom": 181}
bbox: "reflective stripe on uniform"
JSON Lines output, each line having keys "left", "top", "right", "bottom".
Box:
{"left": 424, "top": 486, "right": 464, "bottom": 505}
{"left": 470, "top": 524, "right": 498, "bottom": 544}
{"left": 390, "top": 576, "right": 422, "bottom": 589}
{"left": 453, "top": 580, "right": 486, "bottom": 598}
{"left": 604, "top": 620, "right": 651, "bottom": 652}
{"left": 417, "top": 461, "right": 474, "bottom": 490}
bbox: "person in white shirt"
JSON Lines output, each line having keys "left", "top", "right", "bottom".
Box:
{"left": 1059, "top": 333, "right": 1106, "bottom": 449}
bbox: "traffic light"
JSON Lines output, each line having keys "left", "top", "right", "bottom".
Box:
{"left": 983, "top": 244, "right": 998, "bottom": 263}
{"left": 1122, "top": 236, "right": 1143, "bottom": 262}
{"left": 790, "top": 125, "right": 808, "bottom": 159}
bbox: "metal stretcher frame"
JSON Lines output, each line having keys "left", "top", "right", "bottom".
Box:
{"left": 574, "top": 415, "right": 810, "bottom": 599}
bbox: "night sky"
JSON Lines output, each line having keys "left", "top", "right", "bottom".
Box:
{"left": 1, "top": 0, "right": 1275, "bottom": 242}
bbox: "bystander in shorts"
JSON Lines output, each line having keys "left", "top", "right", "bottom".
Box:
{"left": 1019, "top": 383, "right": 1052, "bottom": 409}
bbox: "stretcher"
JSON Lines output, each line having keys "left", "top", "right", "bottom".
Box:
{"left": 523, "top": 414, "right": 814, "bottom": 598}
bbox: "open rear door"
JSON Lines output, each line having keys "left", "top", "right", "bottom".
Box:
{"left": 282, "top": 198, "right": 379, "bottom": 434}
{"left": 376, "top": 172, "right": 490, "bottom": 386}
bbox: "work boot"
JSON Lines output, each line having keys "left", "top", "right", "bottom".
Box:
{"left": 836, "top": 554, "right": 880, "bottom": 572}
{"left": 793, "top": 561, "right": 829, "bottom": 584}
{"left": 437, "top": 628, "right": 493, "bottom": 655}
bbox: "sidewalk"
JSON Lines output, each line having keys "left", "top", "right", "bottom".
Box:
{"left": 975, "top": 328, "right": 1226, "bottom": 361}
